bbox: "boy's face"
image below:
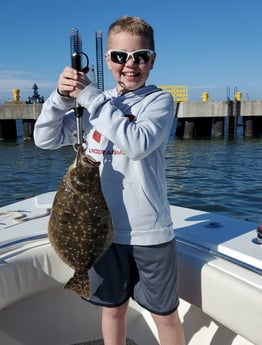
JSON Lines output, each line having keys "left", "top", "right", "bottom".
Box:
{"left": 105, "top": 32, "right": 155, "bottom": 93}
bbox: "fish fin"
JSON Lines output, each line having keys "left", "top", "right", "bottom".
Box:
{"left": 64, "top": 271, "right": 90, "bottom": 299}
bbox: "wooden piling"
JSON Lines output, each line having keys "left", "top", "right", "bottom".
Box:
{"left": 243, "top": 117, "right": 254, "bottom": 137}
{"left": 213, "top": 117, "right": 225, "bottom": 137}
{"left": 183, "top": 119, "right": 196, "bottom": 139}
{"left": 23, "top": 120, "right": 35, "bottom": 140}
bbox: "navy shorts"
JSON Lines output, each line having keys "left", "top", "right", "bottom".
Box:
{"left": 87, "top": 239, "right": 180, "bottom": 315}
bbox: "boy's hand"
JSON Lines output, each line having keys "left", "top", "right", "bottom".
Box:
{"left": 58, "top": 66, "right": 91, "bottom": 98}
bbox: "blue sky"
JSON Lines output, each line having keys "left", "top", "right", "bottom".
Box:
{"left": 1, "top": 0, "right": 262, "bottom": 103}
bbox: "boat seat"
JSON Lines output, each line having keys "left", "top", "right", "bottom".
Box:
{"left": 0, "top": 239, "right": 73, "bottom": 310}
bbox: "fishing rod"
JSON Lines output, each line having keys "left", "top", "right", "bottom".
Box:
{"left": 70, "top": 28, "right": 89, "bottom": 146}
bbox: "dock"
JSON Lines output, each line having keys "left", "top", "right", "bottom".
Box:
{"left": 176, "top": 100, "right": 262, "bottom": 138}
{"left": 0, "top": 99, "right": 262, "bottom": 140}
{"left": 0, "top": 103, "right": 42, "bottom": 140}
{"left": 0, "top": 84, "right": 44, "bottom": 140}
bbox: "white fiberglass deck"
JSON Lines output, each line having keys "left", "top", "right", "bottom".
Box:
{"left": 0, "top": 192, "right": 261, "bottom": 344}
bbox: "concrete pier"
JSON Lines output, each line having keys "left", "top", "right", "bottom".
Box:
{"left": 241, "top": 100, "right": 262, "bottom": 115}
{"left": 0, "top": 103, "right": 42, "bottom": 120}
{"left": 177, "top": 101, "right": 228, "bottom": 118}
{"left": 0, "top": 100, "right": 262, "bottom": 140}
{"left": 0, "top": 103, "right": 42, "bottom": 140}
{"left": 176, "top": 100, "right": 262, "bottom": 138}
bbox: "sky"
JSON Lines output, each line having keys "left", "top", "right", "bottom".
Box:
{"left": 1, "top": 0, "right": 262, "bottom": 103}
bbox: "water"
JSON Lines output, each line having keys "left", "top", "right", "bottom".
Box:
{"left": 166, "top": 135, "right": 262, "bottom": 223}
{"left": 1, "top": 120, "right": 262, "bottom": 223}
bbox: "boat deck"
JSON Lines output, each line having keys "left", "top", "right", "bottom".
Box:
{"left": 1, "top": 192, "right": 261, "bottom": 345}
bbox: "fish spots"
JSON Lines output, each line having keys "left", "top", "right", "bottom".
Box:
{"left": 48, "top": 146, "right": 114, "bottom": 299}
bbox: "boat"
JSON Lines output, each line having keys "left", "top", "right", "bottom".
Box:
{"left": 0, "top": 191, "right": 261, "bottom": 345}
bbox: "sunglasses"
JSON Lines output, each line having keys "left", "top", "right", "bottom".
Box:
{"left": 107, "top": 49, "right": 154, "bottom": 65}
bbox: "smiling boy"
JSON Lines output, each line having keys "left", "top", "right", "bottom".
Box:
{"left": 34, "top": 16, "right": 185, "bottom": 345}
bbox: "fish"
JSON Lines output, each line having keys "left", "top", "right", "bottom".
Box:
{"left": 48, "top": 145, "right": 114, "bottom": 299}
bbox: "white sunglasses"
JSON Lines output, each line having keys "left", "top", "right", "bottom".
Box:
{"left": 107, "top": 49, "right": 154, "bottom": 65}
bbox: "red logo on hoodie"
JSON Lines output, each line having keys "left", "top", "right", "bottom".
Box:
{"left": 93, "top": 130, "right": 101, "bottom": 143}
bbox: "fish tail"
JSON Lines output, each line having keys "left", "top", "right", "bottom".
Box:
{"left": 64, "top": 271, "right": 90, "bottom": 299}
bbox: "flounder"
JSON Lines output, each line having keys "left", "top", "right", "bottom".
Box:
{"left": 48, "top": 145, "right": 114, "bottom": 299}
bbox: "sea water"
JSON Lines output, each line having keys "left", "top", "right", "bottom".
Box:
{"left": 0, "top": 120, "right": 261, "bottom": 224}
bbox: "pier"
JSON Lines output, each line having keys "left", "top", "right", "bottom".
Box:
{"left": 176, "top": 100, "right": 262, "bottom": 138}
{"left": 0, "top": 104, "right": 42, "bottom": 140}
{"left": 0, "top": 97, "right": 262, "bottom": 140}
{"left": 0, "top": 85, "right": 44, "bottom": 140}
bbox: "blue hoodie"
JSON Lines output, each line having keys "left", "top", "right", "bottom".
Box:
{"left": 34, "top": 84, "right": 175, "bottom": 245}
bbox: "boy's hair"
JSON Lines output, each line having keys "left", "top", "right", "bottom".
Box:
{"left": 106, "top": 16, "right": 155, "bottom": 51}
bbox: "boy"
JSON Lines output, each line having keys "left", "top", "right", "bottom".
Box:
{"left": 34, "top": 15, "right": 185, "bottom": 345}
